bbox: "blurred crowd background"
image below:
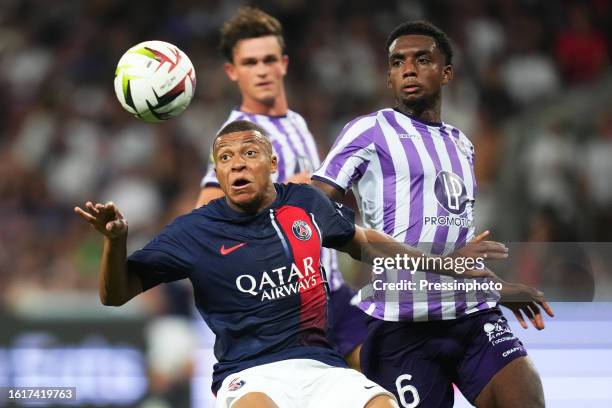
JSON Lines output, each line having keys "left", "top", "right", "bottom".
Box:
{"left": 0, "top": 0, "right": 611, "bottom": 405}
{"left": 3, "top": 0, "right": 611, "bottom": 301}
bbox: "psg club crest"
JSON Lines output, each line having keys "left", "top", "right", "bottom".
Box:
{"left": 292, "top": 220, "right": 312, "bottom": 241}
{"left": 228, "top": 377, "right": 245, "bottom": 391}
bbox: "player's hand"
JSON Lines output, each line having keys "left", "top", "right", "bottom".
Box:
{"left": 285, "top": 171, "right": 312, "bottom": 185}
{"left": 74, "top": 201, "right": 128, "bottom": 240}
{"left": 451, "top": 230, "right": 508, "bottom": 262}
{"left": 499, "top": 282, "right": 554, "bottom": 330}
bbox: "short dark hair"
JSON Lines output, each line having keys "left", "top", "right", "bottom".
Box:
{"left": 220, "top": 7, "right": 285, "bottom": 62}
{"left": 217, "top": 120, "right": 269, "bottom": 139}
{"left": 386, "top": 21, "right": 453, "bottom": 65}
{"left": 213, "top": 120, "right": 272, "bottom": 158}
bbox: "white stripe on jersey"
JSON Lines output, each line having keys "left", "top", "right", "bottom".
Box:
{"left": 270, "top": 209, "right": 290, "bottom": 256}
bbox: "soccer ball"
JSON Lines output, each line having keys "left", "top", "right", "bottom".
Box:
{"left": 114, "top": 40, "right": 196, "bottom": 123}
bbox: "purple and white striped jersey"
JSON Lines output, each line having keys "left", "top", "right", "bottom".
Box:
{"left": 201, "top": 109, "right": 344, "bottom": 291}
{"left": 313, "top": 108, "right": 500, "bottom": 322}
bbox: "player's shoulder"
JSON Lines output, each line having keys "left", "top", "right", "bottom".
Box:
{"left": 345, "top": 109, "right": 385, "bottom": 127}
{"left": 190, "top": 201, "right": 230, "bottom": 223}
{"left": 443, "top": 123, "right": 475, "bottom": 160}
{"left": 286, "top": 109, "right": 315, "bottom": 137}
{"left": 281, "top": 183, "right": 326, "bottom": 205}
{"left": 221, "top": 109, "right": 246, "bottom": 127}
{"left": 282, "top": 181, "right": 315, "bottom": 197}
{"left": 340, "top": 108, "right": 393, "bottom": 135}
{"left": 441, "top": 121, "right": 467, "bottom": 139}
{"left": 286, "top": 109, "right": 306, "bottom": 123}
{"left": 171, "top": 208, "right": 211, "bottom": 227}
{"left": 324, "top": 110, "right": 389, "bottom": 153}
{"left": 444, "top": 123, "right": 474, "bottom": 147}
{"left": 150, "top": 210, "right": 208, "bottom": 242}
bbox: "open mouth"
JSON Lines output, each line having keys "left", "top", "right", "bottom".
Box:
{"left": 232, "top": 178, "right": 251, "bottom": 188}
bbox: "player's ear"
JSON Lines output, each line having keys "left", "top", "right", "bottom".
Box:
{"left": 270, "top": 154, "right": 278, "bottom": 174}
{"left": 442, "top": 64, "right": 453, "bottom": 86}
{"left": 387, "top": 70, "right": 392, "bottom": 89}
{"left": 224, "top": 62, "right": 238, "bottom": 82}
{"left": 280, "top": 54, "right": 288, "bottom": 76}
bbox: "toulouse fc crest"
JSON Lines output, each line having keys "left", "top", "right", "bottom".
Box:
{"left": 292, "top": 220, "right": 312, "bottom": 241}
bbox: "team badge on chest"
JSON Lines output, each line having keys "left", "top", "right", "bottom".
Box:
{"left": 292, "top": 220, "right": 312, "bottom": 241}
{"left": 452, "top": 137, "right": 474, "bottom": 162}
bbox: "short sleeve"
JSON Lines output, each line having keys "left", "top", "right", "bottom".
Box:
{"left": 312, "top": 114, "right": 377, "bottom": 193}
{"left": 308, "top": 186, "right": 356, "bottom": 249}
{"left": 127, "top": 219, "right": 199, "bottom": 291}
{"left": 200, "top": 149, "right": 219, "bottom": 188}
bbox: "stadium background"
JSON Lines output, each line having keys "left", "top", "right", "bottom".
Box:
{"left": 0, "top": 0, "right": 611, "bottom": 406}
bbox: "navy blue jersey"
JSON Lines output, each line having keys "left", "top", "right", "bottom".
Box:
{"left": 127, "top": 183, "right": 356, "bottom": 393}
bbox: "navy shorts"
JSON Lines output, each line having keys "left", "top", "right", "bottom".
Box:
{"left": 328, "top": 284, "right": 368, "bottom": 356}
{"left": 360, "top": 307, "right": 527, "bottom": 407}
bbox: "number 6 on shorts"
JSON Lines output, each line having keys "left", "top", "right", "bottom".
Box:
{"left": 395, "top": 374, "right": 420, "bottom": 408}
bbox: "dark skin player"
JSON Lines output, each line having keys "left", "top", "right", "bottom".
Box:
{"left": 313, "top": 33, "right": 554, "bottom": 408}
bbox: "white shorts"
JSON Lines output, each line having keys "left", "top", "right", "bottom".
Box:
{"left": 215, "top": 359, "right": 394, "bottom": 408}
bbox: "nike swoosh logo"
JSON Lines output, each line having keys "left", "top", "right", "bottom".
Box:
{"left": 364, "top": 385, "right": 376, "bottom": 389}
{"left": 220, "top": 242, "right": 246, "bottom": 255}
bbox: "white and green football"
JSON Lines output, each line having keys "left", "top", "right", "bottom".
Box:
{"left": 114, "top": 40, "right": 196, "bottom": 122}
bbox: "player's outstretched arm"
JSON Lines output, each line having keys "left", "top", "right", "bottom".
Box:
{"left": 74, "top": 201, "right": 143, "bottom": 306}
{"left": 338, "top": 227, "right": 508, "bottom": 278}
